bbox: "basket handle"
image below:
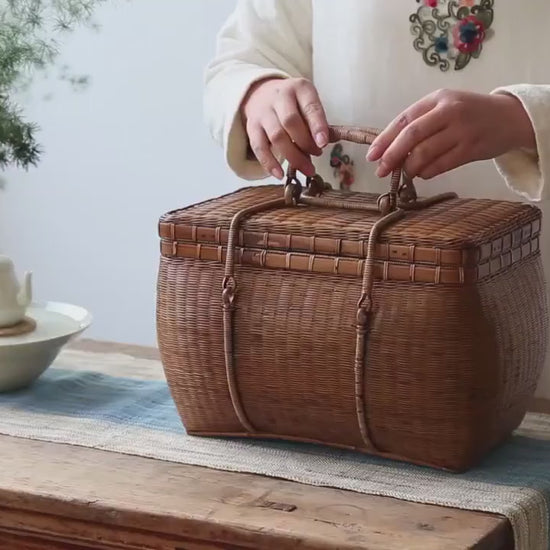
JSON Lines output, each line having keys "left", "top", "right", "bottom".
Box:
{"left": 286, "top": 125, "right": 416, "bottom": 215}
{"left": 328, "top": 125, "right": 381, "bottom": 145}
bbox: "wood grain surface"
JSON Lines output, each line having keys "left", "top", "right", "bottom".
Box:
{"left": 0, "top": 338, "right": 535, "bottom": 549}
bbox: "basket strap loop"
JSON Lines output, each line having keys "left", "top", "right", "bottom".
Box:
{"left": 353, "top": 208, "right": 406, "bottom": 448}
{"left": 223, "top": 198, "right": 287, "bottom": 433}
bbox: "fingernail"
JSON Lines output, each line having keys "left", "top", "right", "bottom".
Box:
{"left": 315, "top": 131, "right": 328, "bottom": 148}
{"left": 366, "top": 145, "right": 381, "bottom": 162}
{"left": 271, "top": 167, "right": 284, "bottom": 179}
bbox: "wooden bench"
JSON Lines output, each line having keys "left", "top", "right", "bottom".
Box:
{"left": 1, "top": 339, "right": 547, "bottom": 549}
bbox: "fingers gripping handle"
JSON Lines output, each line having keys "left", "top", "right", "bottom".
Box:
{"left": 286, "top": 125, "right": 414, "bottom": 215}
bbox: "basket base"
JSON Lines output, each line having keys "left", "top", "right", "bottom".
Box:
{"left": 0, "top": 317, "right": 37, "bottom": 338}
{"left": 186, "top": 429, "right": 477, "bottom": 473}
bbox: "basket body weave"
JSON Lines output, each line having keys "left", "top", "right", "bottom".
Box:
{"left": 157, "top": 184, "right": 548, "bottom": 472}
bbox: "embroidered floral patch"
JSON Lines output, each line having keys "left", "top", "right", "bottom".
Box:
{"left": 410, "top": 0, "right": 494, "bottom": 72}
{"left": 330, "top": 144, "right": 355, "bottom": 190}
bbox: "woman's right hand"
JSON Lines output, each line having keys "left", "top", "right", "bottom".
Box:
{"left": 241, "top": 77, "right": 329, "bottom": 179}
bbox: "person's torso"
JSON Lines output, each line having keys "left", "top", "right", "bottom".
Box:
{"left": 310, "top": 0, "right": 547, "bottom": 199}
{"left": 309, "top": 0, "right": 550, "bottom": 395}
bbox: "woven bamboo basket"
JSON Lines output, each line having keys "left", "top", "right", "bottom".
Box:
{"left": 156, "top": 125, "right": 549, "bottom": 472}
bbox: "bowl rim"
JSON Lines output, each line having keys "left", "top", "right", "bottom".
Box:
{"left": 0, "top": 301, "right": 93, "bottom": 349}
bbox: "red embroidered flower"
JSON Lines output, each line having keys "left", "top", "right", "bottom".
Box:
{"left": 453, "top": 15, "right": 486, "bottom": 53}
{"left": 424, "top": 0, "right": 438, "bottom": 6}
{"left": 330, "top": 144, "right": 355, "bottom": 190}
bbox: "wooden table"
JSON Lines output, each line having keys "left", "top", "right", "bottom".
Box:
{"left": 1, "top": 340, "right": 547, "bottom": 550}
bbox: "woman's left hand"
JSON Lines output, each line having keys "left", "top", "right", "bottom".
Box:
{"left": 367, "top": 89, "right": 536, "bottom": 180}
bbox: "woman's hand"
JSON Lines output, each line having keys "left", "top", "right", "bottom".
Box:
{"left": 367, "top": 89, "right": 536, "bottom": 180}
{"left": 241, "top": 77, "right": 329, "bottom": 179}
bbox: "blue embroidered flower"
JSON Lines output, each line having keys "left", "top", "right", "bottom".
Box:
{"left": 459, "top": 21, "right": 479, "bottom": 44}
{"left": 434, "top": 35, "right": 449, "bottom": 54}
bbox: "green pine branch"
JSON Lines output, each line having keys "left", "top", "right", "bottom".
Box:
{"left": 0, "top": 0, "right": 106, "bottom": 170}
{"left": 0, "top": 96, "right": 40, "bottom": 169}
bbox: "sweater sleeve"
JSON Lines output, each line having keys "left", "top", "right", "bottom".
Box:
{"left": 203, "top": 0, "right": 313, "bottom": 181}
{"left": 491, "top": 84, "right": 550, "bottom": 202}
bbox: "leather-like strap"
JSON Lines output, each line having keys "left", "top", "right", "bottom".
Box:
{"left": 221, "top": 198, "right": 286, "bottom": 433}
{"left": 352, "top": 208, "right": 406, "bottom": 447}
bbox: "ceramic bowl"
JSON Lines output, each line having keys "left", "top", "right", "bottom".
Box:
{"left": 0, "top": 301, "right": 92, "bottom": 392}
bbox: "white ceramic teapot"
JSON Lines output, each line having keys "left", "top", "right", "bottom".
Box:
{"left": 0, "top": 256, "right": 32, "bottom": 328}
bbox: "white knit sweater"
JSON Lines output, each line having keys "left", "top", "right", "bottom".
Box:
{"left": 204, "top": 0, "right": 550, "bottom": 397}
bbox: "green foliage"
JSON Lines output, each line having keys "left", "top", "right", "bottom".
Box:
{"left": 0, "top": 0, "right": 105, "bottom": 169}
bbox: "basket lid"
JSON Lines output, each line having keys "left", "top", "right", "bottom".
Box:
{"left": 159, "top": 185, "right": 541, "bottom": 278}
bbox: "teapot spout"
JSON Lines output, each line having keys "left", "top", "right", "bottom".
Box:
{"left": 17, "top": 272, "right": 32, "bottom": 308}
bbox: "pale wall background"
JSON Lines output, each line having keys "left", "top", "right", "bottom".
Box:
{"left": 0, "top": 0, "right": 253, "bottom": 346}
